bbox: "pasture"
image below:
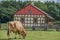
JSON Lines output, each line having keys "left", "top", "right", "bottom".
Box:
{"left": 0, "top": 23, "right": 60, "bottom": 40}
{"left": 0, "top": 30, "right": 60, "bottom": 40}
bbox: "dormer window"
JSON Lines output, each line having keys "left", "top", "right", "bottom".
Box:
{"left": 28, "top": 9, "right": 31, "bottom": 14}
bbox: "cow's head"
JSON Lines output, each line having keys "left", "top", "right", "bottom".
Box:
{"left": 21, "top": 31, "right": 26, "bottom": 39}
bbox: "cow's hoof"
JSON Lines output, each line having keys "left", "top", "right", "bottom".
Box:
{"left": 19, "top": 38, "right": 21, "bottom": 39}
{"left": 14, "top": 37, "right": 16, "bottom": 39}
{"left": 23, "top": 38, "right": 25, "bottom": 39}
{"left": 8, "top": 38, "right": 11, "bottom": 40}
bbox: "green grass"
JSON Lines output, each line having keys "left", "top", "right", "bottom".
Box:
{"left": 0, "top": 30, "right": 60, "bottom": 40}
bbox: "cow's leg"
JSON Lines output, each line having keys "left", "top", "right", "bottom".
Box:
{"left": 7, "top": 29, "right": 11, "bottom": 39}
{"left": 14, "top": 33, "right": 17, "bottom": 39}
{"left": 18, "top": 32, "right": 21, "bottom": 39}
{"left": 19, "top": 33, "right": 21, "bottom": 39}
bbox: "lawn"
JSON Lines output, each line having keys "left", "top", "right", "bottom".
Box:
{"left": 0, "top": 30, "right": 60, "bottom": 40}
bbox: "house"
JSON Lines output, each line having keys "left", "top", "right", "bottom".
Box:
{"left": 14, "top": 4, "right": 54, "bottom": 27}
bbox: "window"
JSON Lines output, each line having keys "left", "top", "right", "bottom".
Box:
{"left": 15, "top": 17, "right": 17, "bottom": 21}
{"left": 14, "top": 18, "right": 15, "bottom": 21}
{"left": 37, "top": 15, "right": 39, "bottom": 17}
{"left": 17, "top": 15, "right": 19, "bottom": 17}
{"left": 31, "top": 24, "right": 33, "bottom": 26}
{"left": 25, "top": 15, "right": 27, "bottom": 17}
{"left": 38, "top": 21, "right": 40, "bottom": 23}
{"left": 25, "top": 24, "right": 27, "bottom": 26}
{"left": 40, "top": 20, "right": 42, "bottom": 23}
{"left": 42, "top": 21, "right": 45, "bottom": 23}
{"left": 42, "top": 15, "right": 45, "bottom": 17}
{"left": 28, "top": 24, "right": 30, "bottom": 26}
{"left": 18, "top": 17, "right": 20, "bottom": 21}
{"left": 25, "top": 21, "right": 28, "bottom": 23}
{"left": 21, "top": 15, "right": 24, "bottom": 17}
{"left": 25, "top": 18, "right": 27, "bottom": 20}
{"left": 31, "top": 15, "right": 33, "bottom": 17}
{"left": 20, "top": 15, "right": 22, "bottom": 17}
{"left": 28, "top": 18, "right": 30, "bottom": 20}
{"left": 41, "top": 18, "right": 44, "bottom": 20}
{"left": 38, "top": 24, "right": 40, "bottom": 26}
{"left": 34, "top": 15, "right": 36, "bottom": 17}
{"left": 40, "top": 15, "right": 41, "bottom": 17}
{"left": 31, "top": 21, "right": 33, "bottom": 23}
{"left": 28, "top": 15, "right": 30, "bottom": 17}
{"left": 16, "top": 17, "right": 19, "bottom": 21}
{"left": 31, "top": 18, "right": 33, "bottom": 20}
{"left": 28, "top": 21, "right": 30, "bottom": 23}
{"left": 38, "top": 18, "right": 40, "bottom": 20}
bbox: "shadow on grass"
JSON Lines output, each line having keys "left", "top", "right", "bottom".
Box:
{"left": 0, "top": 38, "right": 13, "bottom": 40}
{"left": 0, "top": 39, "right": 7, "bottom": 40}
{"left": 0, "top": 39, "right": 11, "bottom": 40}
{"left": 0, "top": 38, "right": 21, "bottom": 40}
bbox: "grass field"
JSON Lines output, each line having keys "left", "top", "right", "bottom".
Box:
{"left": 0, "top": 30, "right": 60, "bottom": 40}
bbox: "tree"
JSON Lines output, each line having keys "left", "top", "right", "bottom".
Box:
{"left": 0, "top": 1, "right": 60, "bottom": 23}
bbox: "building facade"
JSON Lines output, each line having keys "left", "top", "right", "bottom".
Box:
{"left": 14, "top": 4, "right": 54, "bottom": 27}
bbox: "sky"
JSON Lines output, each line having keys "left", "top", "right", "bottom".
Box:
{"left": 17, "top": 0, "right": 60, "bottom": 3}
{"left": 57, "top": 0, "right": 60, "bottom": 3}
{"left": 0, "top": 0, "right": 60, "bottom": 3}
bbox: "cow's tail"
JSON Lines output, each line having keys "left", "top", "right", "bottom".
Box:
{"left": 7, "top": 29, "right": 10, "bottom": 36}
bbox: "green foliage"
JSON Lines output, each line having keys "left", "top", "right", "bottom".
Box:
{"left": 0, "top": 1, "right": 60, "bottom": 23}
{"left": 34, "top": 1, "right": 48, "bottom": 11}
{"left": 45, "top": 1, "right": 60, "bottom": 20}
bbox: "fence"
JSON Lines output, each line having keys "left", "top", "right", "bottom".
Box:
{"left": 0, "top": 23, "right": 60, "bottom": 31}
{"left": 0, "top": 23, "right": 8, "bottom": 30}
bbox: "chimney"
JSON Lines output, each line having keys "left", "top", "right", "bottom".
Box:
{"left": 31, "top": 0, "right": 35, "bottom": 6}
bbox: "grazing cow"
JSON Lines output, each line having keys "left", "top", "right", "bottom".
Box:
{"left": 7, "top": 21, "right": 26, "bottom": 39}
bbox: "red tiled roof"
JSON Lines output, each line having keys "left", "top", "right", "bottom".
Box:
{"left": 14, "top": 4, "right": 45, "bottom": 15}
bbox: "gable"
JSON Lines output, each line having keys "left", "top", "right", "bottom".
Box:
{"left": 14, "top": 4, "right": 54, "bottom": 19}
{"left": 15, "top": 4, "right": 45, "bottom": 15}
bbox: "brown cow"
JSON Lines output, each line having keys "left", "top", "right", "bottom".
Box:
{"left": 7, "top": 21, "right": 26, "bottom": 39}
